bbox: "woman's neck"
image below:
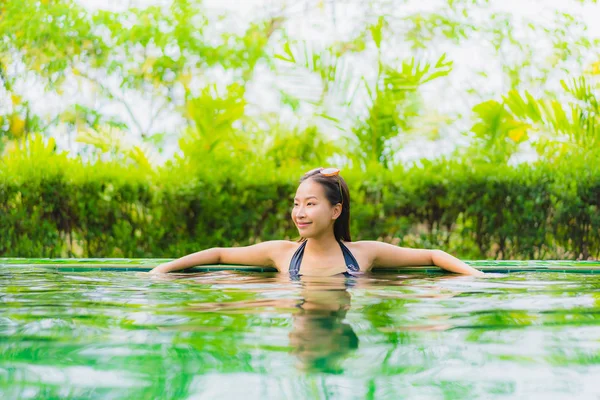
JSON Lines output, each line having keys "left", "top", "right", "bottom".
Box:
{"left": 305, "top": 233, "right": 339, "bottom": 255}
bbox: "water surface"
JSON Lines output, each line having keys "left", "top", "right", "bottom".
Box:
{"left": 1, "top": 267, "right": 600, "bottom": 399}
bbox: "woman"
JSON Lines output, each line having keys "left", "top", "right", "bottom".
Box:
{"left": 150, "top": 167, "right": 484, "bottom": 277}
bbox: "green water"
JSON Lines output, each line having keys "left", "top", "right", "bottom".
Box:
{"left": 1, "top": 265, "right": 600, "bottom": 399}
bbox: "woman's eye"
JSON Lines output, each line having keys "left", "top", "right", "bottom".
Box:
{"left": 308, "top": 202, "right": 314, "bottom": 206}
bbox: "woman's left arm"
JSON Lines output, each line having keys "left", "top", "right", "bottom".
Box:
{"left": 364, "top": 241, "right": 484, "bottom": 276}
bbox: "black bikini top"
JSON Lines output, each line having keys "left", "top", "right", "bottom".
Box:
{"left": 289, "top": 240, "right": 360, "bottom": 279}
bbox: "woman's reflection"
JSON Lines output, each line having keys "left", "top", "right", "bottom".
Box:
{"left": 288, "top": 275, "right": 359, "bottom": 374}
{"left": 162, "top": 272, "right": 362, "bottom": 373}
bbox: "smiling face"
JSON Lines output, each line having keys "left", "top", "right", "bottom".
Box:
{"left": 292, "top": 179, "right": 342, "bottom": 239}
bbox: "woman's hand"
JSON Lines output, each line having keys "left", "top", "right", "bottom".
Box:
{"left": 431, "top": 250, "right": 485, "bottom": 276}
{"left": 149, "top": 263, "right": 171, "bottom": 274}
{"left": 148, "top": 248, "right": 221, "bottom": 274}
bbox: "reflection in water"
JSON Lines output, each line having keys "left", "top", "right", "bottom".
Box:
{"left": 289, "top": 276, "right": 359, "bottom": 373}
{"left": 2, "top": 268, "right": 600, "bottom": 398}
{"left": 179, "top": 273, "right": 360, "bottom": 373}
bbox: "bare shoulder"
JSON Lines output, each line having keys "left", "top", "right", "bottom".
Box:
{"left": 345, "top": 240, "right": 432, "bottom": 271}
{"left": 345, "top": 240, "right": 389, "bottom": 253}
{"left": 261, "top": 240, "right": 298, "bottom": 249}
{"left": 341, "top": 240, "right": 383, "bottom": 272}
{"left": 218, "top": 240, "right": 298, "bottom": 272}
{"left": 254, "top": 240, "right": 298, "bottom": 256}
{"left": 240, "top": 240, "right": 297, "bottom": 251}
{"left": 347, "top": 240, "right": 382, "bottom": 247}
{"left": 260, "top": 240, "right": 299, "bottom": 271}
{"left": 349, "top": 240, "right": 435, "bottom": 269}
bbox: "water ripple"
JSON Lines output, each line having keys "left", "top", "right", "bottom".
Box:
{"left": 1, "top": 267, "right": 600, "bottom": 398}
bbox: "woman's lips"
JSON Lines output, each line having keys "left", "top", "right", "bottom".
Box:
{"left": 297, "top": 222, "right": 311, "bottom": 228}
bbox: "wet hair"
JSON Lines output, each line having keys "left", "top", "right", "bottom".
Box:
{"left": 298, "top": 168, "right": 352, "bottom": 242}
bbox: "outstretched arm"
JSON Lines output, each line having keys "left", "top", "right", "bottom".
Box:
{"left": 149, "top": 241, "right": 287, "bottom": 274}
{"left": 366, "top": 241, "right": 484, "bottom": 276}
{"left": 430, "top": 249, "right": 484, "bottom": 276}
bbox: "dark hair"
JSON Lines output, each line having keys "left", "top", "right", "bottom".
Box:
{"left": 298, "top": 168, "right": 352, "bottom": 242}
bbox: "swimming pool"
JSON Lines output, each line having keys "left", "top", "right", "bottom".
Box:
{"left": 1, "top": 261, "right": 599, "bottom": 399}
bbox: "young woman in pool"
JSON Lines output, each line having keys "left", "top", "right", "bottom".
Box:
{"left": 150, "top": 167, "right": 484, "bottom": 277}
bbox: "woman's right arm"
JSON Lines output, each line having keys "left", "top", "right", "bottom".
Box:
{"left": 149, "top": 241, "right": 289, "bottom": 274}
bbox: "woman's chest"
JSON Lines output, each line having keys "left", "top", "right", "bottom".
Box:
{"left": 275, "top": 243, "right": 372, "bottom": 275}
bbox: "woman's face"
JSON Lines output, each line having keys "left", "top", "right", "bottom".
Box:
{"left": 292, "top": 179, "right": 341, "bottom": 238}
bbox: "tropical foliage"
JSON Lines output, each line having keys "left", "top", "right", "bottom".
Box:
{"left": 1, "top": 0, "right": 600, "bottom": 259}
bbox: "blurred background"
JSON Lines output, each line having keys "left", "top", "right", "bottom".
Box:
{"left": 1, "top": 0, "right": 599, "bottom": 260}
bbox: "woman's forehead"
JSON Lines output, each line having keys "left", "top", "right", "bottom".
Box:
{"left": 295, "top": 179, "right": 325, "bottom": 198}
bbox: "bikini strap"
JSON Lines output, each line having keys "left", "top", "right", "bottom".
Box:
{"left": 289, "top": 240, "right": 359, "bottom": 278}
{"left": 289, "top": 241, "right": 307, "bottom": 277}
{"left": 338, "top": 241, "right": 360, "bottom": 273}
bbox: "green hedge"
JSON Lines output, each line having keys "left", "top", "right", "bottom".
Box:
{"left": 1, "top": 152, "right": 599, "bottom": 260}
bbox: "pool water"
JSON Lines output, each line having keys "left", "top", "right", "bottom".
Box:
{"left": 1, "top": 266, "right": 600, "bottom": 399}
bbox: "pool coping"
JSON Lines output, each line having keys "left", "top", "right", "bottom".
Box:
{"left": 2, "top": 259, "right": 600, "bottom": 273}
